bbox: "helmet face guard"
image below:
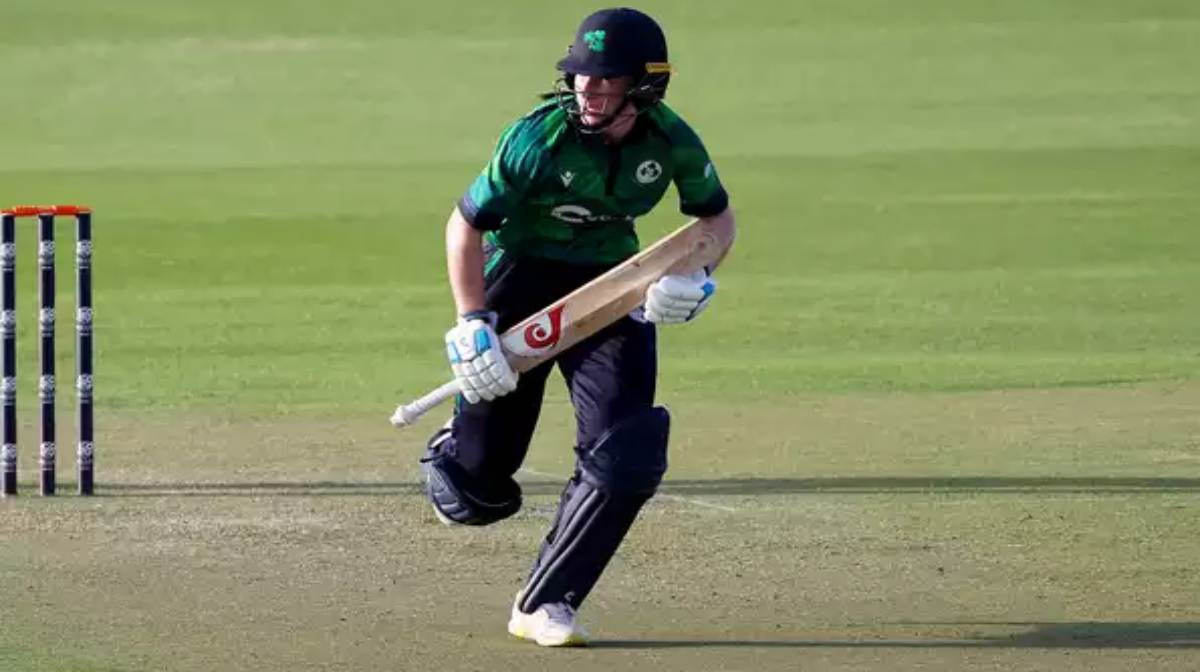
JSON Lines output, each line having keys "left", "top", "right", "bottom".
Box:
{"left": 549, "top": 68, "right": 670, "bottom": 133}
{"left": 550, "top": 8, "right": 672, "bottom": 133}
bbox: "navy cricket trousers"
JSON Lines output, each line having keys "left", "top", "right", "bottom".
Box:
{"left": 446, "top": 250, "right": 657, "bottom": 484}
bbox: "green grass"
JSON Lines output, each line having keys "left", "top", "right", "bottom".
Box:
{"left": 1, "top": 1, "right": 1198, "bottom": 670}
{"left": 2, "top": 0, "right": 1198, "bottom": 413}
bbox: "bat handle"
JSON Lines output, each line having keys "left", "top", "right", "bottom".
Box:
{"left": 390, "top": 379, "right": 461, "bottom": 428}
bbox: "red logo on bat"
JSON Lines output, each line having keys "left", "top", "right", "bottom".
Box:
{"left": 524, "top": 305, "right": 565, "bottom": 350}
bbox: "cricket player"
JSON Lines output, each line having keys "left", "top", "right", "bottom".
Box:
{"left": 422, "top": 7, "right": 736, "bottom": 646}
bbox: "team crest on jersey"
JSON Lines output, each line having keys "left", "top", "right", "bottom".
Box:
{"left": 560, "top": 171, "right": 575, "bottom": 188}
{"left": 635, "top": 160, "right": 663, "bottom": 184}
{"left": 505, "top": 305, "right": 567, "bottom": 357}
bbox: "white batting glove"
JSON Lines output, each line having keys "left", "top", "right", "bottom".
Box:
{"left": 444, "top": 311, "right": 519, "bottom": 403}
{"left": 644, "top": 270, "right": 717, "bottom": 325}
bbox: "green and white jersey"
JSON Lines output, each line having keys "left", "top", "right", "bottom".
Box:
{"left": 458, "top": 100, "right": 729, "bottom": 266}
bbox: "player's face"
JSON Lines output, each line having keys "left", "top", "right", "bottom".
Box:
{"left": 573, "top": 75, "right": 634, "bottom": 127}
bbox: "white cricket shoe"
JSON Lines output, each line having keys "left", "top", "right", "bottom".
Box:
{"left": 508, "top": 594, "right": 590, "bottom": 647}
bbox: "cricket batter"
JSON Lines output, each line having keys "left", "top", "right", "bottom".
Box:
{"left": 422, "top": 7, "right": 736, "bottom": 646}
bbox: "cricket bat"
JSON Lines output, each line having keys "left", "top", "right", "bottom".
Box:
{"left": 389, "top": 216, "right": 735, "bottom": 427}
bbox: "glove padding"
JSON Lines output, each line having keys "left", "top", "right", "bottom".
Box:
{"left": 644, "top": 270, "right": 717, "bottom": 324}
{"left": 444, "top": 311, "right": 519, "bottom": 403}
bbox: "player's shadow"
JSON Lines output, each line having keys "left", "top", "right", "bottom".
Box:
{"left": 99, "top": 481, "right": 426, "bottom": 497}
{"left": 658, "top": 476, "right": 1200, "bottom": 495}
{"left": 592, "top": 622, "right": 1200, "bottom": 649}
{"left": 98, "top": 476, "right": 1200, "bottom": 497}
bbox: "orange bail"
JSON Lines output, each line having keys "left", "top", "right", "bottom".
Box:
{"left": 1, "top": 205, "right": 92, "bottom": 217}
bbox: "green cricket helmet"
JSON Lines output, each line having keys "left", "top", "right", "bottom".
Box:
{"left": 553, "top": 8, "right": 673, "bottom": 127}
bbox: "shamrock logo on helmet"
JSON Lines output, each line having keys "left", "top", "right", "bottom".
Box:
{"left": 583, "top": 29, "right": 607, "bottom": 52}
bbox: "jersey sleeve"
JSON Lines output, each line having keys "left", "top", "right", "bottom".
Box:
{"left": 670, "top": 120, "right": 730, "bottom": 218}
{"left": 457, "top": 118, "right": 547, "bottom": 231}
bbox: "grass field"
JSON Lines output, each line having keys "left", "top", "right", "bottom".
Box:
{"left": 2, "top": 0, "right": 1199, "bottom": 670}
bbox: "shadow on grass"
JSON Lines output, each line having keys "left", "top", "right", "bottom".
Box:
{"left": 662, "top": 476, "right": 1200, "bottom": 495}
{"left": 99, "top": 481, "right": 427, "bottom": 497}
{"left": 592, "top": 622, "right": 1200, "bottom": 649}
{"left": 97, "top": 476, "right": 1200, "bottom": 497}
